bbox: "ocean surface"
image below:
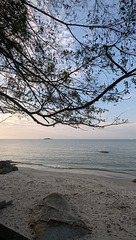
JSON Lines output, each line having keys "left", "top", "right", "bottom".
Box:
{"left": 0, "top": 139, "right": 136, "bottom": 179}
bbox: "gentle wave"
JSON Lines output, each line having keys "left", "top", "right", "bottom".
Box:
{"left": 13, "top": 160, "right": 135, "bottom": 177}
{"left": 13, "top": 161, "right": 71, "bottom": 169}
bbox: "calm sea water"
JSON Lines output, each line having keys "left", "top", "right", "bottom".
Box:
{"left": 0, "top": 139, "right": 136, "bottom": 179}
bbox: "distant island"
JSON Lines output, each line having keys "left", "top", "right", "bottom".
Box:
{"left": 44, "top": 138, "right": 51, "bottom": 140}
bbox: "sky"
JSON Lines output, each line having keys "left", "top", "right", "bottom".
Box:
{"left": 0, "top": 92, "right": 136, "bottom": 139}
{"left": 0, "top": 0, "right": 135, "bottom": 139}
{"left": 2, "top": 78, "right": 136, "bottom": 140}
{"left": 0, "top": 114, "right": 136, "bottom": 139}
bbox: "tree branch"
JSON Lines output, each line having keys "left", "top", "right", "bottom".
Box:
{"left": 22, "top": 0, "right": 120, "bottom": 32}
{"left": 46, "top": 68, "right": 136, "bottom": 117}
{"left": 105, "top": 46, "right": 127, "bottom": 74}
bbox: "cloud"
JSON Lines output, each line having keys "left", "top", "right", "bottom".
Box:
{"left": 0, "top": 114, "right": 34, "bottom": 126}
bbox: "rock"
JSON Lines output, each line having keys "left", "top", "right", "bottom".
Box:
{"left": 0, "top": 161, "right": 18, "bottom": 174}
{"left": 0, "top": 200, "right": 13, "bottom": 209}
{"left": 132, "top": 179, "right": 136, "bottom": 183}
{"left": 99, "top": 151, "right": 109, "bottom": 153}
{"left": 0, "top": 223, "right": 30, "bottom": 240}
{"left": 29, "top": 193, "right": 91, "bottom": 240}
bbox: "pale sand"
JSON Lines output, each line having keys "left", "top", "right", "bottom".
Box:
{"left": 0, "top": 167, "right": 136, "bottom": 240}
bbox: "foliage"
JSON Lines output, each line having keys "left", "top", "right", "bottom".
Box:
{"left": 0, "top": 0, "right": 135, "bottom": 127}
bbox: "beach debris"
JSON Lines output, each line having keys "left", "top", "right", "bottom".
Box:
{"left": 0, "top": 200, "right": 13, "bottom": 210}
{"left": 29, "top": 193, "right": 91, "bottom": 240}
{"left": 0, "top": 223, "right": 30, "bottom": 240}
{"left": 0, "top": 161, "right": 18, "bottom": 174}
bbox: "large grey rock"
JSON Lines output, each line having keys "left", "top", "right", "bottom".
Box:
{"left": 29, "top": 193, "right": 91, "bottom": 240}
{"left": 0, "top": 161, "right": 18, "bottom": 174}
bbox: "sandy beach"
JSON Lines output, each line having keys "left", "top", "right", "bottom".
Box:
{"left": 0, "top": 166, "right": 136, "bottom": 240}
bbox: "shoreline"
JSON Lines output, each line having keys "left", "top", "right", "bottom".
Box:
{"left": 0, "top": 166, "right": 136, "bottom": 240}
{"left": 16, "top": 163, "right": 136, "bottom": 180}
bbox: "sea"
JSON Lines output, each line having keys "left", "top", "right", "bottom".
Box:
{"left": 0, "top": 139, "right": 136, "bottom": 179}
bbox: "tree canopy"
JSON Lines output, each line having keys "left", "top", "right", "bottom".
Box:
{"left": 0, "top": 0, "right": 136, "bottom": 127}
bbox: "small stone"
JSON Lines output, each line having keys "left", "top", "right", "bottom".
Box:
{"left": 0, "top": 200, "right": 13, "bottom": 209}
{"left": 107, "top": 224, "right": 111, "bottom": 228}
{"left": 132, "top": 179, "right": 136, "bottom": 183}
